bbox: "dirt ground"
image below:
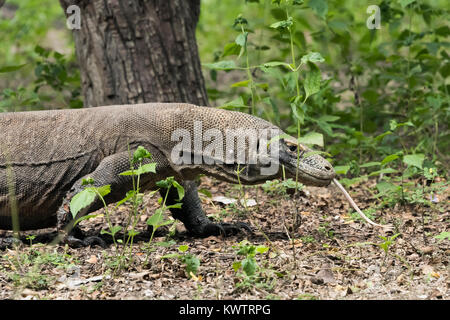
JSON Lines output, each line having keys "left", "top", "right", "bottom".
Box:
{"left": 0, "top": 177, "right": 449, "bottom": 300}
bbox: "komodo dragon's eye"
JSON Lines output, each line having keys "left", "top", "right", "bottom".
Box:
{"left": 288, "top": 144, "right": 297, "bottom": 152}
{"left": 285, "top": 141, "right": 297, "bottom": 152}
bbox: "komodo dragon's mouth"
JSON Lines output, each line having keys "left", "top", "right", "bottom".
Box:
{"left": 280, "top": 139, "right": 336, "bottom": 187}
{"left": 292, "top": 168, "right": 335, "bottom": 187}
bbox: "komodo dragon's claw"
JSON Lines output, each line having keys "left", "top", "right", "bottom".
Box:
{"left": 52, "top": 227, "right": 107, "bottom": 248}
{"left": 64, "top": 235, "right": 107, "bottom": 248}
{"left": 194, "top": 221, "right": 253, "bottom": 237}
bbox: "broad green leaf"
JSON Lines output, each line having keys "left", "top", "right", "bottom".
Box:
{"left": 156, "top": 179, "right": 170, "bottom": 189}
{"left": 399, "top": 0, "right": 416, "bottom": 8}
{"left": 435, "top": 26, "right": 450, "bottom": 37}
{"left": 82, "top": 177, "right": 95, "bottom": 186}
{"left": 178, "top": 245, "right": 189, "bottom": 253}
{"left": 298, "top": 132, "right": 323, "bottom": 147}
{"left": 182, "top": 254, "right": 200, "bottom": 276}
{"left": 318, "top": 115, "right": 340, "bottom": 122}
{"left": 434, "top": 231, "right": 450, "bottom": 242}
{"left": 70, "top": 188, "right": 97, "bottom": 218}
{"left": 139, "top": 163, "right": 157, "bottom": 174}
{"left": 119, "top": 163, "right": 157, "bottom": 176}
{"left": 222, "top": 43, "right": 241, "bottom": 57}
{"left": 0, "top": 64, "right": 27, "bottom": 73}
{"left": 231, "top": 80, "right": 250, "bottom": 88}
{"left": 198, "top": 188, "right": 212, "bottom": 198}
{"left": 381, "top": 154, "right": 399, "bottom": 165}
{"left": 172, "top": 180, "right": 185, "bottom": 201}
{"left": 304, "top": 63, "right": 321, "bottom": 98}
{"left": 389, "top": 120, "right": 414, "bottom": 131}
{"left": 235, "top": 32, "right": 248, "bottom": 47}
{"left": 115, "top": 190, "right": 136, "bottom": 207}
{"left": 107, "top": 225, "right": 122, "bottom": 236}
{"left": 146, "top": 211, "right": 164, "bottom": 228}
{"left": 218, "top": 96, "right": 249, "bottom": 110}
{"left": 232, "top": 261, "right": 242, "bottom": 272}
{"left": 290, "top": 102, "right": 305, "bottom": 123}
{"left": 128, "top": 229, "right": 139, "bottom": 237}
{"left": 403, "top": 154, "right": 425, "bottom": 169}
{"left": 376, "top": 181, "right": 401, "bottom": 195}
{"left": 256, "top": 245, "right": 269, "bottom": 254}
{"left": 166, "top": 203, "right": 182, "bottom": 209}
{"left": 119, "top": 169, "right": 136, "bottom": 176}
{"left": 369, "top": 168, "right": 398, "bottom": 176}
{"left": 256, "top": 82, "right": 269, "bottom": 91}
{"left": 242, "top": 257, "right": 257, "bottom": 276}
{"left": 161, "top": 253, "right": 179, "bottom": 259}
{"left": 133, "top": 146, "right": 152, "bottom": 163}
{"left": 374, "top": 131, "right": 392, "bottom": 141}
{"left": 270, "top": 17, "right": 293, "bottom": 30}
{"left": 300, "top": 52, "right": 325, "bottom": 64}
{"left": 96, "top": 185, "right": 111, "bottom": 198}
{"left": 262, "top": 61, "right": 293, "bottom": 70}
{"left": 202, "top": 60, "right": 237, "bottom": 70}
{"left": 158, "top": 220, "right": 175, "bottom": 228}
{"left": 334, "top": 165, "right": 350, "bottom": 175}
{"left": 74, "top": 214, "right": 104, "bottom": 227}
{"left": 307, "top": 0, "right": 328, "bottom": 19}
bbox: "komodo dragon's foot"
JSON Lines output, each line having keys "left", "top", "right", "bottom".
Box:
{"left": 0, "top": 236, "right": 22, "bottom": 249}
{"left": 165, "top": 181, "right": 253, "bottom": 238}
{"left": 188, "top": 221, "right": 253, "bottom": 237}
{"left": 54, "top": 227, "right": 107, "bottom": 248}
{"left": 64, "top": 235, "right": 107, "bottom": 248}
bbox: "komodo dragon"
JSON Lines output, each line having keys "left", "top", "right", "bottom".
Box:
{"left": 0, "top": 103, "right": 335, "bottom": 246}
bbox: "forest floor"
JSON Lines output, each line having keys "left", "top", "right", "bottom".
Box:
{"left": 0, "top": 177, "right": 449, "bottom": 300}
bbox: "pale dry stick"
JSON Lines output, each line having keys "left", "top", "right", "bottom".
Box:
{"left": 333, "top": 178, "right": 393, "bottom": 231}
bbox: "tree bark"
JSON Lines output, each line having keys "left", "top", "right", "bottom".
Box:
{"left": 59, "top": 0, "right": 208, "bottom": 107}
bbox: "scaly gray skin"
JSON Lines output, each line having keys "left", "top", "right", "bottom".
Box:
{"left": 0, "top": 103, "right": 335, "bottom": 246}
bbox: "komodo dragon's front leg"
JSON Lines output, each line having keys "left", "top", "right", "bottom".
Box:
{"left": 164, "top": 180, "right": 251, "bottom": 237}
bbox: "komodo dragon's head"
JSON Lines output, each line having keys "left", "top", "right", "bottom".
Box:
{"left": 205, "top": 135, "right": 336, "bottom": 187}
{"left": 170, "top": 109, "right": 336, "bottom": 187}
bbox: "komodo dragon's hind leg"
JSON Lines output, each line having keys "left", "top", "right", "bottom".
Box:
{"left": 54, "top": 189, "right": 107, "bottom": 248}
{"left": 165, "top": 180, "right": 252, "bottom": 237}
{"left": 54, "top": 151, "right": 137, "bottom": 248}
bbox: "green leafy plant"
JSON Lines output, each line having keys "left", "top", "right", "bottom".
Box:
{"left": 161, "top": 245, "right": 201, "bottom": 278}
{"left": 434, "top": 231, "right": 450, "bottom": 242}
{"left": 377, "top": 233, "right": 401, "bottom": 265}
{"left": 232, "top": 240, "right": 276, "bottom": 290}
{"left": 2, "top": 244, "right": 75, "bottom": 291}
{"left": 69, "top": 146, "right": 184, "bottom": 272}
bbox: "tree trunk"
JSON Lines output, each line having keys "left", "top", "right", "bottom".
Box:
{"left": 59, "top": 0, "right": 208, "bottom": 107}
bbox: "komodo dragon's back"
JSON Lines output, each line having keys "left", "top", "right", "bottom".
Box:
{"left": 0, "top": 103, "right": 194, "bottom": 229}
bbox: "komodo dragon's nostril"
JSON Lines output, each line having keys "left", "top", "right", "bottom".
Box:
{"left": 325, "top": 165, "right": 331, "bottom": 171}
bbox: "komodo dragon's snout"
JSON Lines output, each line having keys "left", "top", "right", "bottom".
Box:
{"left": 204, "top": 137, "right": 336, "bottom": 187}
{"left": 278, "top": 138, "right": 335, "bottom": 186}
